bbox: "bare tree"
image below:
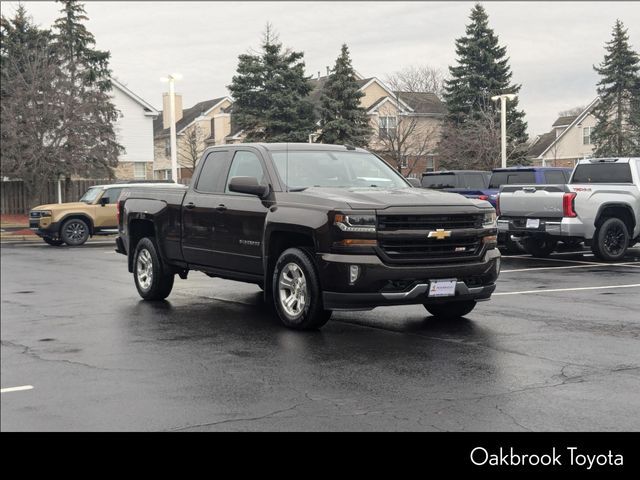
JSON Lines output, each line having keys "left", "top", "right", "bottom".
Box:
{"left": 372, "top": 114, "right": 440, "bottom": 177}
{"left": 437, "top": 105, "right": 530, "bottom": 170}
{"left": 558, "top": 105, "right": 585, "bottom": 117}
{"left": 384, "top": 65, "right": 447, "bottom": 97}
{"left": 178, "top": 124, "right": 206, "bottom": 174}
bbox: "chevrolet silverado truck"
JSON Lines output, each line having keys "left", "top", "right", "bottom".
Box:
{"left": 116, "top": 143, "right": 501, "bottom": 330}
{"left": 29, "top": 181, "right": 178, "bottom": 246}
{"left": 497, "top": 158, "right": 640, "bottom": 260}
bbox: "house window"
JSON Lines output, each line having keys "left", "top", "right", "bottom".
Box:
{"left": 379, "top": 116, "right": 397, "bottom": 138}
{"left": 583, "top": 127, "right": 593, "bottom": 145}
{"left": 133, "top": 163, "right": 146, "bottom": 179}
{"left": 164, "top": 138, "right": 171, "bottom": 156}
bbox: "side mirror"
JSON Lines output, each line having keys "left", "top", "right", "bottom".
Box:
{"left": 406, "top": 178, "right": 421, "bottom": 188}
{"left": 99, "top": 197, "right": 110, "bottom": 206}
{"left": 228, "top": 176, "right": 269, "bottom": 199}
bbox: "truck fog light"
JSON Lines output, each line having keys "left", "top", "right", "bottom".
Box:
{"left": 349, "top": 265, "right": 360, "bottom": 284}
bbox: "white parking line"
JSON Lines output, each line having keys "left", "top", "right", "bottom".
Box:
{"left": 494, "top": 284, "right": 640, "bottom": 296}
{"left": 502, "top": 255, "right": 635, "bottom": 266}
{"left": 502, "top": 262, "right": 640, "bottom": 273}
{"left": 1, "top": 385, "right": 34, "bottom": 394}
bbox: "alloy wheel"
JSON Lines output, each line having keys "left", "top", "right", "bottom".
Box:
{"left": 278, "top": 262, "right": 308, "bottom": 318}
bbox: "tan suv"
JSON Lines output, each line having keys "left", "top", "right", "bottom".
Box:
{"left": 29, "top": 182, "right": 175, "bottom": 246}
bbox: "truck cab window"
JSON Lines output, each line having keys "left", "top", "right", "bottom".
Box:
{"left": 225, "top": 151, "right": 268, "bottom": 193}
{"left": 195, "top": 151, "right": 230, "bottom": 193}
{"left": 102, "top": 188, "right": 122, "bottom": 204}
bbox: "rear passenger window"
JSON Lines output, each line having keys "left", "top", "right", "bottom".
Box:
{"left": 196, "top": 151, "right": 230, "bottom": 193}
{"left": 461, "top": 174, "right": 487, "bottom": 189}
{"left": 544, "top": 171, "right": 567, "bottom": 184}
{"left": 571, "top": 163, "right": 633, "bottom": 184}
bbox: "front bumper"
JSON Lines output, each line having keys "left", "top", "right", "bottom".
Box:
{"left": 317, "top": 248, "right": 500, "bottom": 310}
{"left": 498, "top": 216, "right": 588, "bottom": 238}
{"left": 29, "top": 219, "right": 59, "bottom": 238}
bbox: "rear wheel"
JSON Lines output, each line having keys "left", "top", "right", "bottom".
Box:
{"left": 592, "top": 217, "right": 629, "bottom": 261}
{"left": 272, "top": 248, "right": 332, "bottom": 330}
{"left": 43, "top": 237, "right": 64, "bottom": 246}
{"left": 61, "top": 218, "right": 90, "bottom": 246}
{"left": 134, "top": 237, "right": 174, "bottom": 300}
{"left": 523, "top": 237, "right": 557, "bottom": 258}
{"left": 424, "top": 301, "right": 476, "bottom": 319}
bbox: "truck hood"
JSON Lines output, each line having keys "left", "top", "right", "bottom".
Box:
{"left": 31, "top": 202, "right": 90, "bottom": 211}
{"left": 296, "top": 187, "right": 489, "bottom": 210}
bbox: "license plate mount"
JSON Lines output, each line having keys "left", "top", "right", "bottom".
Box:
{"left": 428, "top": 279, "right": 457, "bottom": 298}
{"left": 526, "top": 218, "right": 540, "bottom": 229}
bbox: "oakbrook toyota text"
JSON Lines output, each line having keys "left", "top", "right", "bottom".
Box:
{"left": 470, "top": 447, "right": 624, "bottom": 469}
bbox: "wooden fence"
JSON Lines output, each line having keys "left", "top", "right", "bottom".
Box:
{"left": 1, "top": 179, "right": 111, "bottom": 215}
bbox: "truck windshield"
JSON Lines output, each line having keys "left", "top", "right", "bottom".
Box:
{"left": 422, "top": 174, "right": 456, "bottom": 189}
{"left": 271, "top": 151, "right": 409, "bottom": 190}
{"left": 571, "top": 163, "right": 633, "bottom": 184}
{"left": 79, "top": 187, "right": 102, "bottom": 203}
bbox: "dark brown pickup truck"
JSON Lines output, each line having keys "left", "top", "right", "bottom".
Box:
{"left": 116, "top": 143, "right": 500, "bottom": 330}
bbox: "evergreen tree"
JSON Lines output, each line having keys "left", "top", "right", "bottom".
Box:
{"left": 591, "top": 20, "right": 640, "bottom": 156}
{"left": 228, "top": 24, "right": 316, "bottom": 142}
{"left": 442, "top": 3, "right": 527, "bottom": 161}
{"left": 52, "top": 0, "right": 122, "bottom": 179}
{"left": 318, "top": 44, "right": 371, "bottom": 146}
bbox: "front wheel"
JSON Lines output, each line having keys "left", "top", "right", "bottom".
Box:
{"left": 592, "top": 217, "right": 629, "bottom": 261}
{"left": 424, "top": 301, "right": 476, "bottom": 319}
{"left": 134, "top": 237, "right": 174, "bottom": 300}
{"left": 61, "top": 218, "right": 90, "bottom": 246}
{"left": 523, "top": 237, "right": 557, "bottom": 258}
{"left": 272, "top": 248, "right": 332, "bottom": 330}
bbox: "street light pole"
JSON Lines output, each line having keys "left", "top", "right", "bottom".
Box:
{"left": 161, "top": 73, "right": 182, "bottom": 183}
{"left": 491, "top": 93, "right": 516, "bottom": 168}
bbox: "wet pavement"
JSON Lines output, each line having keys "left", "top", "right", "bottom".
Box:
{"left": 1, "top": 242, "right": 639, "bottom": 431}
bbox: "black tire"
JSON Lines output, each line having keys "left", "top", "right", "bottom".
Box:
{"left": 43, "top": 237, "right": 64, "bottom": 246}
{"left": 133, "top": 237, "right": 174, "bottom": 300}
{"left": 424, "top": 301, "right": 476, "bottom": 319}
{"left": 60, "top": 218, "right": 90, "bottom": 246}
{"left": 500, "top": 235, "right": 522, "bottom": 254}
{"left": 591, "top": 217, "right": 629, "bottom": 262}
{"left": 272, "top": 247, "right": 332, "bottom": 330}
{"left": 523, "top": 237, "right": 557, "bottom": 258}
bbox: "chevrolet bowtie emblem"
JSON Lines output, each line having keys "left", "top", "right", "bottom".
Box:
{"left": 428, "top": 229, "right": 452, "bottom": 240}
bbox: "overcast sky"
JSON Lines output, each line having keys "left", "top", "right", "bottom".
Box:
{"left": 3, "top": 1, "right": 639, "bottom": 135}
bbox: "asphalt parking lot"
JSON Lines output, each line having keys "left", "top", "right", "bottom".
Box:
{"left": 1, "top": 241, "right": 639, "bottom": 431}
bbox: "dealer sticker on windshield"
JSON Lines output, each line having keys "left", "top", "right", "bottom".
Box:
{"left": 526, "top": 218, "right": 540, "bottom": 229}
{"left": 428, "top": 279, "right": 457, "bottom": 297}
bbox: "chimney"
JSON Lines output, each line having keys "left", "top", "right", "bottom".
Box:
{"left": 162, "top": 93, "right": 183, "bottom": 129}
{"left": 317, "top": 71, "right": 321, "bottom": 79}
{"left": 326, "top": 66, "right": 330, "bottom": 76}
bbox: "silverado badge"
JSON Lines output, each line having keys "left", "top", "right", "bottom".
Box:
{"left": 428, "top": 229, "right": 452, "bottom": 240}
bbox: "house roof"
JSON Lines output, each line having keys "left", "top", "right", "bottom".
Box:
{"left": 535, "top": 97, "right": 601, "bottom": 159}
{"left": 154, "top": 97, "right": 229, "bottom": 137}
{"left": 111, "top": 78, "right": 159, "bottom": 116}
{"left": 396, "top": 91, "right": 446, "bottom": 115}
{"left": 552, "top": 115, "right": 578, "bottom": 127}
{"left": 527, "top": 131, "right": 556, "bottom": 158}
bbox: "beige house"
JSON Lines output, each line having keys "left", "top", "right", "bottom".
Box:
{"left": 153, "top": 95, "right": 233, "bottom": 181}
{"left": 308, "top": 75, "right": 446, "bottom": 177}
{"left": 529, "top": 97, "right": 600, "bottom": 168}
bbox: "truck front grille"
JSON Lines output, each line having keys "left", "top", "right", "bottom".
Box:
{"left": 377, "top": 213, "right": 484, "bottom": 264}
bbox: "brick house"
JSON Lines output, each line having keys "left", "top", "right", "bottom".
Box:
{"left": 153, "top": 95, "right": 233, "bottom": 181}
{"left": 528, "top": 97, "right": 600, "bottom": 168}
{"left": 110, "top": 78, "right": 159, "bottom": 181}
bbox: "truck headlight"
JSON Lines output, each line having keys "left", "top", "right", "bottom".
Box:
{"left": 334, "top": 213, "right": 376, "bottom": 233}
{"left": 482, "top": 211, "right": 497, "bottom": 228}
{"left": 31, "top": 210, "right": 52, "bottom": 218}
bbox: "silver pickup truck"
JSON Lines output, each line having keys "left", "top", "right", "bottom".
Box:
{"left": 497, "top": 158, "right": 640, "bottom": 260}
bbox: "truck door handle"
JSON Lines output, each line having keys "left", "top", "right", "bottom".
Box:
{"left": 215, "top": 204, "right": 227, "bottom": 212}
{"left": 185, "top": 202, "right": 196, "bottom": 210}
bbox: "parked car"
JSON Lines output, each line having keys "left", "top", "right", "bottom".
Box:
{"left": 420, "top": 170, "right": 491, "bottom": 200}
{"left": 497, "top": 157, "right": 640, "bottom": 260}
{"left": 486, "top": 166, "right": 574, "bottom": 207}
{"left": 116, "top": 143, "right": 501, "bottom": 330}
{"left": 29, "top": 181, "right": 181, "bottom": 246}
